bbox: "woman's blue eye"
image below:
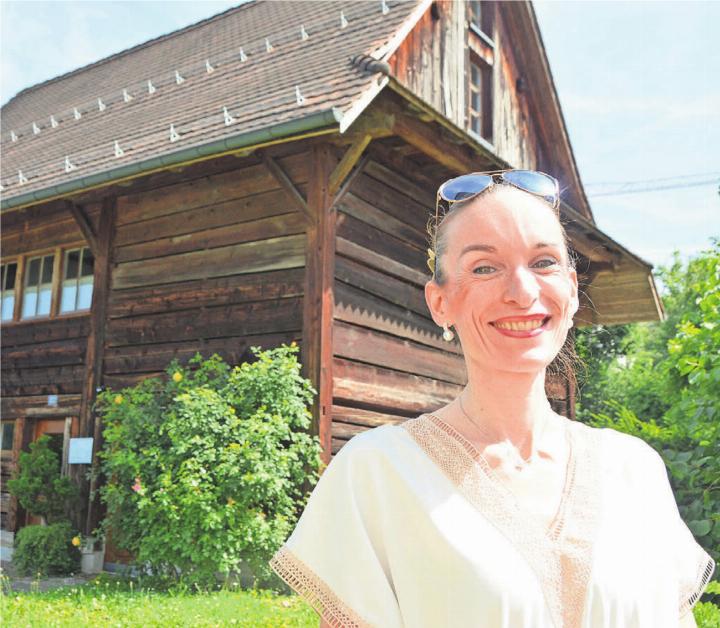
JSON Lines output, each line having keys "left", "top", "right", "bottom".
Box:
{"left": 533, "top": 257, "right": 559, "bottom": 268}
{"left": 473, "top": 266, "right": 496, "bottom": 274}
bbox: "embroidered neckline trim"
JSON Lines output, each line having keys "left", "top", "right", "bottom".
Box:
{"left": 423, "top": 412, "right": 577, "bottom": 541}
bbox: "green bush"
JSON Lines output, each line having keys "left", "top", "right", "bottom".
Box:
{"left": 7, "top": 434, "right": 80, "bottom": 524}
{"left": 12, "top": 521, "right": 81, "bottom": 576}
{"left": 93, "top": 344, "right": 323, "bottom": 590}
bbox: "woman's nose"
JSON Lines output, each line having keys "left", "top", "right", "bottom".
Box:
{"left": 502, "top": 267, "right": 540, "bottom": 307}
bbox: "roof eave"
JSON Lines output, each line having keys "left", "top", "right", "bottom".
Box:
{"left": 0, "top": 107, "right": 343, "bottom": 212}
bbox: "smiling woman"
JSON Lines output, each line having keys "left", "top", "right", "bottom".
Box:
{"left": 270, "top": 170, "right": 714, "bottom": 628}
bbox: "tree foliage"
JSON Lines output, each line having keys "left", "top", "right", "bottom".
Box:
{"left": 7, "top": 434, "right": 80, "bottom": 524}
{"left": 93, "top": 344, "right": 322, "bottom": 590}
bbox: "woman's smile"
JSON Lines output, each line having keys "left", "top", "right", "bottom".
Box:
{"left": 490, "top": 315, "right": 552, "bottom": 337}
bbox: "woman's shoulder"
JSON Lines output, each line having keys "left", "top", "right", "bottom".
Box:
{"left": 336, "top": 421, "right": 415, "bottom": 460}
{"left": 574, "top": 420, "right": 663, "bottom": 469}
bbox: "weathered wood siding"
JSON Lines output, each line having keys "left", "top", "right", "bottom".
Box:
{"left": 389, "top": 1, "right": 547, "bottom": 173}
{"left": 104, "top": 148, "right": 310, "bottom": 390}
{"left": 1, "top": 201, "right": 95, "bottom": 402}
{"left": 331, "top": 153, "right": 466, "bottom": 454}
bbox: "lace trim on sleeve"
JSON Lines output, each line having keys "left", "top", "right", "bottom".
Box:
{"left": 269, "top": 544, "right": 373, "bottom": 627}
{"left": 679, "top": 550, "right": 716, "bottom": 618}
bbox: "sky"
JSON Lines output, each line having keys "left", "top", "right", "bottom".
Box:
{"left": 1, "top": 0, "right": 718, "bottom": 275}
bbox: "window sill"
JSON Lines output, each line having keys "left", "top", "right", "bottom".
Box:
{"left": 467, "top": 128, "right": 495, "bottom": 154}
{"left": 469, "top": 23, "right": 495, "bottom": 49}
{"left": 1, "top": 311, "right": 91, "bottom": 327}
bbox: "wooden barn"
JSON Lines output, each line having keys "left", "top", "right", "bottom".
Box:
{"left": 0, "top": 0, "right": 663, "bottom": 560}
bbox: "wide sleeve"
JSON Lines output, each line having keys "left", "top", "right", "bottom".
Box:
{"left": 268, "top": 435, "right": 403, "bottom": 628}
{"left": 645, "top": 445, "right": 716, "bottom": 618}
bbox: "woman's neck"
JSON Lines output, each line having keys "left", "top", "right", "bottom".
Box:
{"left": 457, "top": 367, "right": 553, "bottom": 451}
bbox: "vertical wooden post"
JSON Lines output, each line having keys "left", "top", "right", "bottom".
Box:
{"left": 73, "top": 196, "right": 115, "bottom": 537}
{"left": 301, "top": 145, "right": 337, "bottom": 464}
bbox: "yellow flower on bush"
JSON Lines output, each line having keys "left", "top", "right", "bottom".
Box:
{"left": 226, "top": 497, "right": 236, "bottom": 506}
{"left": 71, "top": 536, "right": 81, "bottom": 547}
{"left": 114, "top": 394, "right": 123, "bottom": 405}
{"left": 172, "top": 371, "right": 183, "bottom": 383}
{"left": 290, "top": 340, "right": 297, "bottom": 347}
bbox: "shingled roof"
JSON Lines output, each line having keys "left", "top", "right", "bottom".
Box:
{"left": 0, "top": 0, "right": 428, "bottom": 207}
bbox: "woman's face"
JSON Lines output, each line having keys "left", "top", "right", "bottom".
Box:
{"left": 425, "top": 186, "right": 579, "bottom": 374}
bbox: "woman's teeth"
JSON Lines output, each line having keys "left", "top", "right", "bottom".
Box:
{"left": 494, "top": 318, "right": 546, "bottom": 331}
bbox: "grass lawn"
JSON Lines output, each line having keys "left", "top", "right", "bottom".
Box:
{"left": 0, "top": 573, "right": 319, "bottom": 627}
{"left": 3, "top": 572, "right": 719, "bottom": 627}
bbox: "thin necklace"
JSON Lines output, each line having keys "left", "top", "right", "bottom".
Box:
{"left": 457, "top": 393, "right": 552, "bottom": 469}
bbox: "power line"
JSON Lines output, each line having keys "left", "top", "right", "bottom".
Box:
{"left": 584, "top": 172, "right": 720, "bottom": 197}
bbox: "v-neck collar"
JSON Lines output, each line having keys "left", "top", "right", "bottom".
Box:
{"left": 424, "top": 412, "right": 577, "bottom": 542}
{"left": 400, "top": 413, "right": 603, "bottom": 628}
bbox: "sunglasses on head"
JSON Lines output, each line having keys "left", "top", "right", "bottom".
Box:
{"left": 427, "top": 169, "right": 561, "bottom": 276}
{"left": 436, "top": 169, "right": 560, "bottom": 215}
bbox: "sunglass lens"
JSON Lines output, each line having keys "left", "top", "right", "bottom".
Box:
{"left": 439, "top": 174, "right": 493, "bottom": 202}
{"left": 502, "top": 170, "right": 558, "bottom": 203}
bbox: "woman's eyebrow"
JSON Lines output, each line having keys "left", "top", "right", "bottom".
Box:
{"left": 459, "top": 242, "right": 561, "bottom": 258}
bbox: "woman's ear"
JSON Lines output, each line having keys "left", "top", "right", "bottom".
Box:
{"left": 425, "top": 279, "right": 447, "bottom": 326}
{"left": 568, "top": 267, "right": 580, "bottom": 317}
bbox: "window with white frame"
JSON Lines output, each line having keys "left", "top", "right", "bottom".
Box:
{"left": 21, "top": 254, "right": 54, "bottom": 319}
{"left": 1, "top": 262, "right": 17, "bottom": 321}
{"left": 60, "top": 247, "right": 94, "bottom": 313}
{"left": 469, "top": 55, "right": 493, "bottom": 143}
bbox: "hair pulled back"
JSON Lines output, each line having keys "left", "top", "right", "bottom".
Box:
{"left": 426, "top": 188, "right": 579, "bottom": 399}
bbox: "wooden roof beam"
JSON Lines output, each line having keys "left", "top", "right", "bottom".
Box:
{"left": 391, "top": 110, "right": 483, "bottom": 174}
{"left": 328, "top": 133, "right": 372, "bottom": 198}
{"left": 66, "top": 200, "right": 99, "bottom": 257}
{"left": 261, "top": 152, "right": 312, "bottom": 224}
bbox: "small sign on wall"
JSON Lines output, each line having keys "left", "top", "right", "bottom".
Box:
{"left": 68, "top": 437, "right": 94, "bottom": 464}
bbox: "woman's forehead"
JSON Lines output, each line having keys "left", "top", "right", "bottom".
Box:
{"left": 444, "top": 188, "right": 562, "bottom": 248}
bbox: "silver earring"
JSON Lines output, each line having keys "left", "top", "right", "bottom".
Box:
{"left": 442, "top": 323, "right": 455, "bottom": 342}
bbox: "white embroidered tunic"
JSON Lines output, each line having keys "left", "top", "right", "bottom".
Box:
{"left": 269, "top": 414, "right": 715, "bottom": 627}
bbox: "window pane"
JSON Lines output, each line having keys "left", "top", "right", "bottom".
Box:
{"left": 41, "top": 255, "right": 54, "bottom": 284}
{"left": 470, "top": 0, "right": 481, "bottom": 25}
{"left": 22, "top": 289, "right": 37, "bottom": 318}
{"left": 1, "top": 295, "right": 15, "bottom": 320}
{"left": 65, "top": 249, "right": 80, "bottom": 280}
{"left": 471, "top": 64, "right": 480, "bottom": 84}
{"left": 1, "top": 422, "right": 14, "bottom": 451}
{"left": 471, "top": 91, "right": 481, "bottom": 113}
{"left": 81, "top": 248, "right": 94, "bottom": 277}
{"left": 60, "top": 282, "right": 78, "bottom": 313}
{"left": 6, "top": 263, "right": 16, "bottom": 290}
{"left": 26, "top": 258, "right": 40, "bottom": 287}
{"left": 77, "top": 278, "right": 93, "bottom": 310}
{"left": 38, "top": 285, "right": 52, "bottom": 316}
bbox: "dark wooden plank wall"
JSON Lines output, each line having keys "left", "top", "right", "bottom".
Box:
{"left": 1, "top": 199, "right": 94, "bottom": 531}
{"left": 330, "top": 155, "right": 467, "bottom": 454}
{"left": 1, "top": 199, "right": 97, "bottom": 404}
{"left": 104, "top": 148, "right": 311, "bottom": 390}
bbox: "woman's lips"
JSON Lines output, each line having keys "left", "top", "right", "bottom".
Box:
{"left": 490, "top": 316, "right": 551, "bottom": 337}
